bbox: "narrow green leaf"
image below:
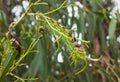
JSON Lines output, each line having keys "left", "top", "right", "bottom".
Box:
{"left": 78, "top": 9, "right": 85, "bottom": 39}
{"left": 87, "top": 13, "right": 96, "bottom": 41}
{"left": 98, "top": 18, "right": 106, "bottom": 49}
{"left": 108, "top": 18, "right": 117, "bottom": 40}
{"left": 0, "top": 51, "right": 18, "bottom": 81}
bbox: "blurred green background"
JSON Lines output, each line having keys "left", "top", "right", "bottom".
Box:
{"left": 0, "top": 0, "right": 120, "bottom": 82}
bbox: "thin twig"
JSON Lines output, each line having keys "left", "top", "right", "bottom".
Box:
{"left": 44, "top": 0, "right": 67, "bottom": 15}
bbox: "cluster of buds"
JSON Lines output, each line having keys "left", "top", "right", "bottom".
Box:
{"left": 70, "top": 42, "right": 87, "bottom": 64}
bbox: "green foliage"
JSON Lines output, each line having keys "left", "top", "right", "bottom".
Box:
{"left": 0, "top": 0, "right": 120, "bottom": 82}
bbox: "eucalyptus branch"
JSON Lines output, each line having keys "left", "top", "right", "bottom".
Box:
{"left": 6, "top": 0, "right": 90, "bottom": 79}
